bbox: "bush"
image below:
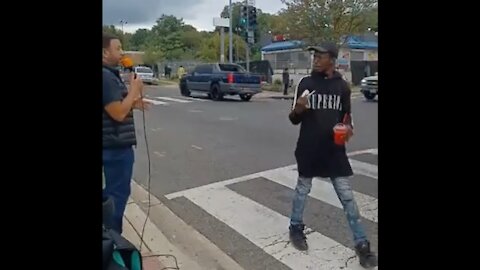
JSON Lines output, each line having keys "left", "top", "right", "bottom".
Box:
{"left": 274, "top": 78, "right": 282, "bottom": 85}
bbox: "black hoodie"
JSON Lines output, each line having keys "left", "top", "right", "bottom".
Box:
{"left": 289, "top": 71, "right": 353, "bottom": 178}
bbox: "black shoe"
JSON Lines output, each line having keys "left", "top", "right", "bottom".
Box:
{"left": 355, "top": 240, "right": 377, "bottom": 268}
{"left": 289, "top": 224, "right": 308, "bottom": 251}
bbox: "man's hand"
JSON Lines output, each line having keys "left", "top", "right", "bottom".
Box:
{"left": 133, "top": 99, "right": 152, "bottom": 111}
{"left": 129, "top": 72, "right": 144, "bottom": 97}
{"left": 294, "top": 96, "right": 308, "bottom": 114}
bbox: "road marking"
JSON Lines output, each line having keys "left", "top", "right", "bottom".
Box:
{"left": 165, "top": 165, "right": 297, "bottom": 200}
{"left": 153, "top": 96, "right": 192, "bottom": 103}
{"left": 179, "top": 186, "right": 372, "bottom": 269}
{"left": 166, "top": 149, "right": 378, "bottom": 200}
{"left": 178, "top": 96, "right": 209, "bottom": 102}
{"left": 349, "top": 159, "right": 378, "bottom": 179}
{"left": 153, "top": 151, "right": 165, "bottom": 158}
{"left": 142, "top": 98, "right": 168, "bottom": 105}
{"left": 347, "top": 148, "right": 377, "bottom": 156}
{"left": 261, "top": 168, "right": 377, "bottom": 222}
{"left": 151, "top": 128, "right": 162, "bottom": 132}
{"left": 219, "top": 117, "right": 238, "bottom": 121}
{"left": 191, "top": 145, "right": 203, "bottom": 150}
{"left": 188, "top": 109, "right": 203, "bottom": 113}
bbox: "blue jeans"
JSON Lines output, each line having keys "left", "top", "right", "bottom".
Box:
{"left": 103, "top": 147, "right": 134, "bottom": 234}
{"left": 290, "top": 175, "right": 367, "bottom": 245}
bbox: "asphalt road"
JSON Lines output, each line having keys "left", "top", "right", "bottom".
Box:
{"left": 133, "top": 85, "right": 376, "bottom": 194}
{"left": 132, "top": 84, "right": 378, "bottom": 270}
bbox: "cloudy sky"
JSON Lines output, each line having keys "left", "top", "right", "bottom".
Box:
{"left": 103, "top": 0, "right": 287, "bottom": 33}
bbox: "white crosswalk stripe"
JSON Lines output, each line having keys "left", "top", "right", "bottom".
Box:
{"left": 152, "top": 96, "right": 192, "bottom": 103}
{"left": 166, "top": 149, "right": 378, "bottom": 269}
{"left": 142, "top": 98, "right": 168, "bottom": 105}
{"left": 142, "top": 95, "right": 208, "bottom": 106}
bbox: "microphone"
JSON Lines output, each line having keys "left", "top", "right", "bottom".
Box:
{"left": 120, "top": 56, "right": 136, "bottom": 79}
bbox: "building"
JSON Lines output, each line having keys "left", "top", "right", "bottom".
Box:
{"left": 261, "top": 34, "right": 378, "bottom": 85}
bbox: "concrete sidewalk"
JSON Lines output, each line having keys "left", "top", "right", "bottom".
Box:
{"left": 123, "top": 181, "right": 245, "bottom": 270}
{"left": 122, "top": 201, "right": 171, "bottom": 269}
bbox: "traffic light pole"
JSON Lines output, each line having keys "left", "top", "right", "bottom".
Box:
{"left": 245, "top": 0, "right": 250, "bottom": 72}
{"left": 228, "top": 0, "right": 233, "bottom": 63}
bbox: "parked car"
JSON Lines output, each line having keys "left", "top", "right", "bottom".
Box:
{"left": 134, "top": 66, "right": 155, "bottom": 84}
{"left": 360, "top": 72, "right": 378, "bottom": 100}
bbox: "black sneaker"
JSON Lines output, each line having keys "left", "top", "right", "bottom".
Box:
{"left": 289, "top": 224, "right": 308, "bottom": 251}
{"left": 355, "top": 240, "right": 377, "bottom": 268}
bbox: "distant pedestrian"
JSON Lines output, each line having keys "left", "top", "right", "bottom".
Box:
{"left": 282, "top": 68, "right": 290, "bottom": 95}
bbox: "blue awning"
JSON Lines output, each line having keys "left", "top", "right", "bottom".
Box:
{"left": 261, "top": 35, "right": 377, "bottom": 52}
{"left": 261, "top": 40, "right": 305, "bottom": 52}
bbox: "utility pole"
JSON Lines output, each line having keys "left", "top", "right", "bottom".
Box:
{"left": 120, "top": 20, "right": 127, "bottom": 33}
{"left": 220, "top": 27, "right": 225, "bottom": 63}
{"left": 245, "top": 0, "right": 249, "bottom": 72}
{"left": 229, "top": 0, "right": 233, "bottom": 63}
{"left": 213, "top": 17, "right": 230, "bottom": 64}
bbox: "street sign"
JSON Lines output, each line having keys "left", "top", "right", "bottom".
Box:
{"left": 213, "top": 17, "right": 230, "bottom": 27}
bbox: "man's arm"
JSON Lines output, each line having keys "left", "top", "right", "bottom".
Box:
{"left": 103, "top": 73, "right": 141, "bottom": 122}
{"left": 340, "top": 83, "right": 353, "bottom": 128}
{"left": 289, "top": 76, "right": 309, "bottom": 125}
{"left": 340, "top": 82, "right": 354, "bottom": 141}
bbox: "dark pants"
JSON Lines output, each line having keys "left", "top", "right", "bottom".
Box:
{"left": 102, "top": 147, "right": 135, "bottom": 234}
{"left": 283, "top": 83, "right": 289, "bottom": 95}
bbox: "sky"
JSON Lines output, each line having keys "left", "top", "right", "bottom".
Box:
{"left": 103, "top": 0, "right": 287, "bottom": 33}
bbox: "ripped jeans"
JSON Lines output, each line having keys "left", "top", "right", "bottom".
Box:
{"left": 290, "top": 175, "right": 367, "bottom": 245}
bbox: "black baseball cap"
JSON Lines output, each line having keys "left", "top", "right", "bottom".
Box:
{"left": 307, "top": 42, "right": 338, "bottom": 58}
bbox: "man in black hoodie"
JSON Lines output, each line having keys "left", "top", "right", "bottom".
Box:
{"left": 288, "top": 43, "right": 377, "bottom": 268}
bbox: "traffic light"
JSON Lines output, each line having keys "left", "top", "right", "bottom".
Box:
{"left": 240, "top": 6, "right": 247, "bottom": 27}
{"left": 248, "top": 7, "right": 257, "bottom": 29}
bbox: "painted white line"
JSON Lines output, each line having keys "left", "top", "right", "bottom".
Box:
{"left": 165, "top": 164, "right": 297, "bottom": 200}
{"left": 142, "top": 98, "right": 168, "bottom": 106}
{"left": 151, "top": 128, "right": 162, "bottom": 132}
{"left": 347, "top": 148, "right": 377, "bottom": 157}
{"left": 349, "top": 159, "right": 377, "bottom": 179}
{"left": 191, "top": 145, "right": 203, "bottom": 150}
{"left": 166, "top": 149, "right": 377, "bottom": 200}
{"left": 182, "top": 186, "right": 372, "bottom": 269}
{"left": 153, "top": 151, "right": 165, "bottom": 158}
{"left": 153, "top": 96, "right": 192, "bottom": 103}
{"left": 262, "top": 168, "right": 377, "bottom": 222}
{"left": 188, "top": 109, "right": 203, "bottom": 113}
{"left": 219, "top": 116, "right": 238, "bottom": 121}
{"left": 178, "top": 96, "right": 208, "bottom": 102}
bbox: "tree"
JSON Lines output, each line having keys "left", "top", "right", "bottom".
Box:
{"left": 143, "top": 45, "right": 164, "bottom": 66}
{"left": 102, "top": 25, "right": 133, "bottom": 50}
{"left": 129, "top": 29, "right": 150, "bottom": 50}
{"left": 281, "top": 0, "right": 378, "bottom": 45}
{"left": 151, "top": 15, "right": 185, "bottom": 36}
{"left": 197, "top": 32, "right": 247, "bottom": 62}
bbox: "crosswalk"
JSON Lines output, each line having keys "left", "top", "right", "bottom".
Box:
{"left": 143, "top": 95, "right": 208, "bottom": 106}
{"left": 165, "top": 148, "right": 378, "bottom": 270}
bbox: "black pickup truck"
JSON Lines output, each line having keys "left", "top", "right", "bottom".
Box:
{"left": 179, "top": 63, "right": 262, "bottom": 101}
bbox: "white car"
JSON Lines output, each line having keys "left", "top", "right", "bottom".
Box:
{"left": 360, "top": 72, "right": 378, "bottom": 100}
{"left": 134, "top": 66, "right": 155, "bottom": 84}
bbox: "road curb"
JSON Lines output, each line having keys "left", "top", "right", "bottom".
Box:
{"left": 129, "top": 180, "right": 245, "bottom": 270}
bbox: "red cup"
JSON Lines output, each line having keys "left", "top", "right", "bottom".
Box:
{"left": 333, "top": 123, "right": 348, "bottom": 145}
